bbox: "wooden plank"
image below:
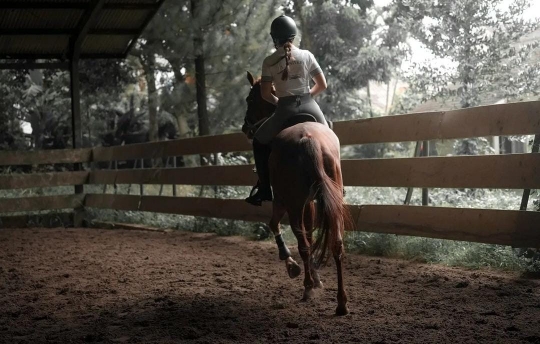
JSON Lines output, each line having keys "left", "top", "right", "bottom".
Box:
{"left": 0, "top": 213, "right": 73, "bottom": 228}
{"left": 349, "top": 205, "right": 540, "bottom": 247}
{"left": 85, "top": 194, "right": 272, "bottom": 223}
{"left": 89, "top": 101, "right": 540, "bottom": 162}
{"left": 92, "top": 133, "right": 251, "bottom": 162}
{"left": 89, "top": 153, "right": 539, "bottom": 189}
{"left": 0, "top": 148, "right": 92, "bottom": 166}
{"left": 0, "top": 194, "right": 85, "bottom": 214}
{"left": 82, "top": 101, "right": 540, "bottom": 162}
{"left": 88, "top": 165, "right": 257, "bottom": 186}
{"left": 334, "top": 100, "right": 540, "bottom": 145}
{"left": 84, "top": 194, "right": 540, "bottom": 247}
{"left": 0, "top": 171, "right": 89, "bottom": 190}
{"left": 342, "top": 153, "right": 540, "bottom": 189}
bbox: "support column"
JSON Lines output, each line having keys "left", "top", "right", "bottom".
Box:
{"left": 68, "top": 0, "right": 106, "bottom": 227}
{"left": 70, "top": 57, "right": 84, "bottom": 227}
{"left": 70, "top": 57, "right": 82, "bottom": 150}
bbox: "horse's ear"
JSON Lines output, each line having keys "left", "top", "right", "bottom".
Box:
{"left": 246, "top": 71, "right": 255, "bottom": 86}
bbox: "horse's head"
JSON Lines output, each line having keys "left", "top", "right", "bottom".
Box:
{"left": 242, "top": 71, "right": 276, "bottom": 139}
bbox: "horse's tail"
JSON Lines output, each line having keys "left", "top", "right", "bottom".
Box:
{"left": 300, "top": 135, "right": 352, "bottom": 267}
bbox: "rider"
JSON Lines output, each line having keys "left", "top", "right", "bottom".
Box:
{"left": 245, "top": 14, "right": 329, "bottom": 206}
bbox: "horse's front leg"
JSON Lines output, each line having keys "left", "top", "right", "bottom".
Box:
{"left": 269, "top": 201, "right": 301, "bottom": 279}
{"left": 304, "top": 201, "right": 323, "bottom": 289}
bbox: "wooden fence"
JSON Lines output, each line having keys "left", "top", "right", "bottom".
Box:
{"left": 1, "top": 101, "right": 539, "bottom": 247}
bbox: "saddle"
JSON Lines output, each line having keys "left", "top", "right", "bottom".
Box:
{"left": 282, "top": 113, "right": 334, "bottom": 131}
{"left": 282, "top": 113, "right": 317, "bottom": 130}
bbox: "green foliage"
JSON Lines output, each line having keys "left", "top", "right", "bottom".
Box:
{"left": 345, "top": 231, "right": 529, "bottom": 271}
{"left": 393, "top": 0, "right": 540, "bottom": 155}
{"left": 286, "top": 0, "right": 408, "bottom": 120}
{"left": 134, "top": 0, "right": 278, "bottom": 135}
{"left": 398, "top": 0, "right": 540, "bottom": 106}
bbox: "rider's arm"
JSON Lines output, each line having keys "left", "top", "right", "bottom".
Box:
{"left": 307, "top": 51, "right": 326, "bottom": 97}
{"left": 310, "top": 72, "right": 327, "bottom": 97}
{"left": 261, "top": 57, "right": 279, "bottom": 105}
{"left": 261, "top": 82, "right": 279, "bottom": 105}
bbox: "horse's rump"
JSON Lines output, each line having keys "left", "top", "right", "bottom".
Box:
{"left": 270, "top": 122, "right": 350, "bottom": 266}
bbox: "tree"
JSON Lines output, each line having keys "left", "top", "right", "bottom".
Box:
{"left": 140, "top": 0, "right": 278, "bottom": 140}
{"left": 286, "top": 0, "right": 408, "bottom": 120}
{"left": 395, "top": 0, "right": 540, "bottom": 154}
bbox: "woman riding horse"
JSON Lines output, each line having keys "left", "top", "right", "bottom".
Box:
{"left": 245, "top": 15, "right": 329, "bottom": 206}
{"left": 244, "top": 15, "right": 350, "bottom": 316}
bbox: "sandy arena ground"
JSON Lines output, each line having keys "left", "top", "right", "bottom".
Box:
{"left": 1, "top": 228, "right": 539, "bottom": 343}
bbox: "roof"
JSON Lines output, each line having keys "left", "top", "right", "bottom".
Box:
{"left": 0, "top": 0, "right": 165, "bottom": 60}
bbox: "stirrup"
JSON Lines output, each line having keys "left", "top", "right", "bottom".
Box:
{"left": 327, "top": 119, "right": 334, "bottom": 130}
{"left": 245, "top": 182, "right": 272, "bottom": 206}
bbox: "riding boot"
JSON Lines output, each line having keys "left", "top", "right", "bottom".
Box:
{"left": 245, "top": 138, "right": 273, "bottom": 206}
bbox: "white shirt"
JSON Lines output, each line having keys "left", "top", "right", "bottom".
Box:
{"left": 261, "top": 46, "right": 323, "bottom": 98}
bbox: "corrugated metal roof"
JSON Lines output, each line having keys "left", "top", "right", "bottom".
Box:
{"left": 82, "top": 34, "right": 134, "bottom": 54}
{"left": 0, "top": 0, "right": 165, "bottom": 59}
{"left": 0, "top": 35, "right": 70, "bottom": 56}
{"left": 95, "top": 9, "right": 150, "bottom": 29}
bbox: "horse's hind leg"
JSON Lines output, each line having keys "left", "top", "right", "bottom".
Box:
{"left": 289, "top": 209, "right": 316, "bottom": 301}
{"left": 269, "top": 201, "right": 301, "bottom": 279}
{"left": 333, "top": 231, "right": 349, "bottom": 316}
{"left": 304, "top": 201, "right": 323, "bottom": 289}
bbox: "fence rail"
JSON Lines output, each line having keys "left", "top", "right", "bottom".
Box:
{"left": 0, "top": 171, "right": 89, "bottom": 190}
{"left": 0, "top": 148, "right": 91, "bottom": 166}
{"left": 85, "top": 194, "right": 540, "bottom": 247}
{"left": 3, "top": 153, "right": 538, "bottom": 190}
{"left": 0, "top": 194, "right": 84, "bottom": 213}
{"left": 1, "top": 100, "right": 539, "bottom": 247}
{"left": 91, "top": 133, "right": 250, "bottom": 162}
{"left": 334, "top": 100, "right": 540, "bottom": 145}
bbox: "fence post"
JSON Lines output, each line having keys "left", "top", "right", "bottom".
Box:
{"left": 140, "top": 158, "right": 144, "bottom": 195}
{"left": 404, "top": 141, "right": 422, "bottom": 205}
{"left": 172, "top": 156, "right": 177, "bottom": 196}
{"left": 158, "top": 157, "right": 169, "bottom": 196}
{"left": 421, "top": 140, "right": 429, "bottom": 206}
{"left": 520, "top": 134, "right": 540, "bottom": 210}
{"left": 69, "top": 56, "right": 84, "bottom": 227}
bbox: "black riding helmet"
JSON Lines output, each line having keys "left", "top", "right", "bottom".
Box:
{"left": 270, "top": 15, "right": 297, "bottom": 45}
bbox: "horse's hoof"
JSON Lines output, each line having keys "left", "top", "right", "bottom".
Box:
{"left": 335, "top": 305, "right": 349, "bottom": 316}
{"left": 314, "top": 280, "right": 324, "bottom": 289}
{"left": 286, "top": 260, "right": 301, "bottom": 279}
{"left": 301, "top": 288, "right": 315, "bottom": 301}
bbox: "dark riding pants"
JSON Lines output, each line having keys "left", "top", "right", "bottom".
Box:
{"left": 254, "top": 93, "right": 328, "bottom": 144}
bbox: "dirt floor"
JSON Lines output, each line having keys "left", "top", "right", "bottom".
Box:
{"left": 1, "top": 228, "right": 540, "bottom": 344}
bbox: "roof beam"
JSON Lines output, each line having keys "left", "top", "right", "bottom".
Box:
{"left": 0, "top": 2, "right": 159, "bottom": 10}
{"left": 123, "top": 0, "right": 166, "bottom": 55}
{"left": 0, "top": 29, "right": 140, "bottom": 36}
{"left": 70, "top": 0, "right": 106, "bottom": 58}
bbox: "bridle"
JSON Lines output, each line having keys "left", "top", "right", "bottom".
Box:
{"left": 243, "top": 82, "right": 276, "bottom": 139}
{"left": 243, "top": 115, "right": 269, "bottom": 139}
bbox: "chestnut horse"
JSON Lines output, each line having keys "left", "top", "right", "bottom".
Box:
{"left": 243, "top": 72, "right": 351, "bottom": 316}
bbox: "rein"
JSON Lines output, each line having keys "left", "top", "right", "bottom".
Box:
{"left": 244, "top": 116, "right": 269, "bottom": 139}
